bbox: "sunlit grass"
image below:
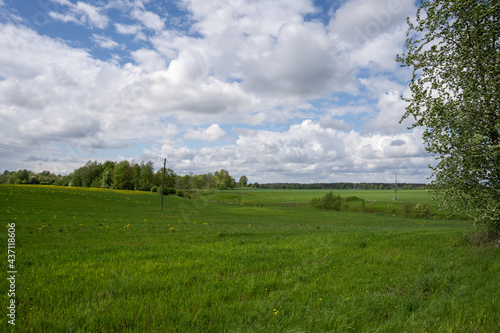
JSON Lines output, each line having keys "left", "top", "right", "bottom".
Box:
{"left": 0, "top": 185, "right": 498, "bottom": 332}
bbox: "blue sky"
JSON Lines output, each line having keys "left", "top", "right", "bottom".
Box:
{"left": 0, "top": 0, "right": 432, "bottom": 183}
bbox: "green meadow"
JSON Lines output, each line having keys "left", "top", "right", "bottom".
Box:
{"left": 0, "top": 184, "right": 499, "bottom": 332}
{"left": 197, "top": 188, "right": 457, "bottom": 219}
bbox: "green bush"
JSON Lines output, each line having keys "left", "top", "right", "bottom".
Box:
{"left": 310, "top": 191, "right": 342, "bottom": 211}
{"left": 176, "top": 190, "right": 184, "bottom": 197}
{"left": 414, "top": 202, "right": 431, "bottom": 218}
{"left": 154, "top": 187, "right": 176, "bottom": 195}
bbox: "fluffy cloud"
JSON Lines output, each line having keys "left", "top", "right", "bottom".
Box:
{"left": 241, "top": 21, "right": 356, "bottom": 98}
{"left": 131, "top": 48, "right": 166, "bottom": 72}
{"left": 147, "top": 120, "right": 431, "bottom": 182}
{"left": 328, "top": 0, "right": 416, "bottom": 75}
{"left": 328, "top": 0, "right": 412, "bottom": 46}
{"left": 114, "top": 23, "right": 142, "bottom": 35}
{"left": 363, "top": 89, "right": 413, "bottom": 134}
{"left": 49, "top": 1, "right": 109, "bottom": 29}
{"left": 0, "top": 24, "right": 97, "bottom": 80}
{"left": 184, "top": 124, "right": 226, "bottom": 142}
{"left": 319, "top": 117, "right": 352, "bottom": 131}
{"left": 92, "top": 34, "right": 120, "bottom": 49}
{"left": 130, "top": 8, "right": 164, "bottom": 31}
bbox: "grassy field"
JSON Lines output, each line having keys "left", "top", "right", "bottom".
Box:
{"left": 0, "top": 185, "right": 499, "bottom": 332}
{"left": 198, "top": 188, "right": 433, "bottom": 205}
{"left": 197, "top": 188, "right": 460, "bottom": 219}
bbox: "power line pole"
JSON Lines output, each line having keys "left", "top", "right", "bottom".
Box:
{"left": 394, "top": 173, "right": 398, "bottom": 201}
{"left": 160, "top": 158, "right": 166, "bottom": 210}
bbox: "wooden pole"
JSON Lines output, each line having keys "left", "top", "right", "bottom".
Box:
{"left": 394, "top": 173, "right": 398, "bottom": 201}
{"left": 160, "top": 158, "right": 166, "bottom": 210}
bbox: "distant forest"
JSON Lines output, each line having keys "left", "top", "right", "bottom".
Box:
{"left": 258, "top": 183, "right": 427, "bottom": 190}
{"left": 0, "top": 160, "right": 426, "bottom": 191}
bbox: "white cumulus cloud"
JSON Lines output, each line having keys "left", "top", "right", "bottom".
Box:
{"left": 184, "top": 124, "right": 226, "bottom": 142}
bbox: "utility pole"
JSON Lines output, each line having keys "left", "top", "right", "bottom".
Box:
{"left": 160, "top": 158, "right": 166, "bottom": 210}
{"left": 394, "top": 173, "right": 398, "bottom": 201}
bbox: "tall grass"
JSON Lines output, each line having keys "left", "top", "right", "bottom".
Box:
{"left": 0, "top": 185, "right": 498, "bottom": 332}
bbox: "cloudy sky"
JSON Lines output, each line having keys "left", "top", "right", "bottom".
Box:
{"left": 0, "top": 0, "right": 433, "bottom": 184}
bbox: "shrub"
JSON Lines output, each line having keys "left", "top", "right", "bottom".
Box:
{"left": 150, "top": 186, "right": 158, "bottom": 193}
{"left": 414, "top": 202, "right": 431, "bottom": 218}
{"left": 176, "top": 190, "right": 184, "bottom": 197}
{"left": 310, "top": 191, "right": 342, "bottom": 211}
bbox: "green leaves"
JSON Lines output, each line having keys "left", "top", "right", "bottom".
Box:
{"left": 397, "top": 0, "right": 500, "bottom": 235}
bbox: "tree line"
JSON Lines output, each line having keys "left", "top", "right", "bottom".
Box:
{"left": 0, "top": 160, "right": 249, "bottom": 192}
{"left": 258, "top": 183, "right": 427, "bottom": 190}
{"left": 0, "top": 162, "right": 427, "bottom": 192}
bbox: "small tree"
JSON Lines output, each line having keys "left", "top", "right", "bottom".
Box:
{"left": 397, "top": 0, "right": 500, "bottom": 236}
{"left": 239, "top": 175, "right": 248, "bottom": 188}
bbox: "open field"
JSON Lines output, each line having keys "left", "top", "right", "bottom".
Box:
{"left": 198, "top": 188, "right": 433, "bottom": 205}
{"left": 1, "top": 185, "right": 499, "bottom": 332}
{"left": 197, "top": 189, "right": 462, "bottom": 219}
